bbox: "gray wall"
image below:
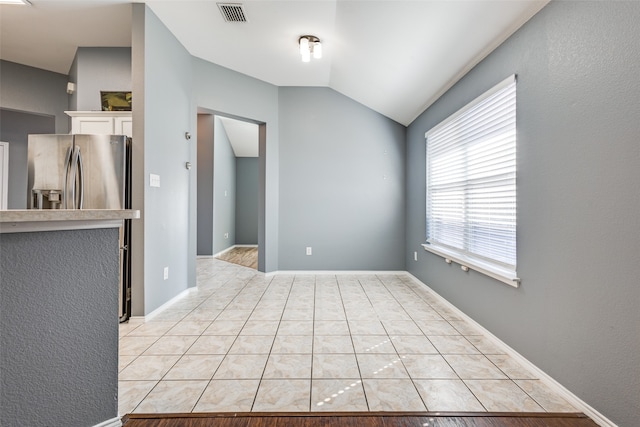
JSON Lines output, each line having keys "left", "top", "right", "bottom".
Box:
{"left": 279, "top": 87, "right": 406, "bottom": 270}
{"left": 197, "top": 114, "right": 214, "bottom": 256}
{"left": 131, "top": 5, "right": 146, "bottom": 317}
{"left": 71, "top": 47, "right": 132, "bottom": 111}
{"left": 212, "top": 116, "right": 236, "bottom": 254}
{"left": 192, "top": 58, "right": 279, "bottom": 273}
{"left": 0, "top": 109, "right": 55, "bottom": 209}
{"left": 1, "top": 228, "right": 119, "bottom": 427}
{"left": 236, "top": 157, "right": 259, "bottom": 245}
{"left": 0, "top": 60, "right": 69, "bottom": 133}
{"left": 132, "top": 4, "right": 193, "bottom": 315}
{"left": 405, "top": 2, "right": 640, "bottom": 425}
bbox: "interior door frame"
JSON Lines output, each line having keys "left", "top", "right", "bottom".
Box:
{"left": 196, "top": 109, "right": 266, "bottom": 272}
{"left": 0, "top": 141, "right": 9, "bottom": 210}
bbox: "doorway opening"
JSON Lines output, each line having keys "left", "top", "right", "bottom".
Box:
{"left": 196, "top": 112, "right": 264, "bottom": 271}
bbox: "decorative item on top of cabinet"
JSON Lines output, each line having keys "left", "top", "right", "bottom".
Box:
{"left": 65, "top": 111, "right": 132, "bottom": 138}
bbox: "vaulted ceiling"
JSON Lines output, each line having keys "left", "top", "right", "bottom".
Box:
{"left": 0, "top": 0, "right": 548, "bottom": 126}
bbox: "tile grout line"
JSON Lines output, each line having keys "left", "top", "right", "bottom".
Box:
{"left": 126, "top": 263, "right": 259, "bottom": 414}
{"left": 308, "top": 274, "right": 317, "bottom": 412}
{"left": 398, "top": 274, "right": 525, "bottom": 413}
{"left": 187, "top": 270, "right": 258, "bottom": 413}
{"left": 249, "top": 273, "right": 292, "bottom": 412}
{"left": 392, "top": 274, "right": 490, "bottom": 412}
{"left": 120, "top": 259, "right": 576, "bottom": 415}
{"left": 376, "top": 275, "right": 430, "bottom": 412}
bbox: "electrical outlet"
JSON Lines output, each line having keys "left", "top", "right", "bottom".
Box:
{"left": 414, "top": 251, "right": 418, "bottom": 261}
{"left": 163, "top": 267, "right": 169, "bottom": 280}
{"left": 224, "top": 232, "right": 229, "bottom": 239}
{"left": 306, "top": 247, "right": 312, "bottom": 256}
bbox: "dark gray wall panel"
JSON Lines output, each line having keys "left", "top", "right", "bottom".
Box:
{"left": 279, "top": 87, "right": 406, "bottom": 270}
{"left": 405, "top": 2, "right": 640, "bottom": 425}
{"left": 0, "top": 228, "right": 119, "bottom": 427}
{"left": 0, "top": 60, "right": 69, "bottom": 133}
{"left": 197, "top": 114, "right": 214, "bottom": 255}
{"left": 236, "top": 157, "right": 259, "bottom": 245}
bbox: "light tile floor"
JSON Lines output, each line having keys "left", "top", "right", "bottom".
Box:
{"left": 118, "top": 257, "right": 577, "bottom": 415}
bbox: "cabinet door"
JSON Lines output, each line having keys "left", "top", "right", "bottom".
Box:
{"left": 114, "top": 117, "right": 133, "bottom": 137}
{"left": 72, "top": 117, "right": 114, "bottom": 134}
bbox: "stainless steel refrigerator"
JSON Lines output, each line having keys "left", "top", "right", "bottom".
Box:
{"left": 27, "top": 134, "right": 132, "bottom": 321}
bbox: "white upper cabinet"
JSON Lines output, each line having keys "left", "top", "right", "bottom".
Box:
{"left": 66, "top": 111, "right": 132, "bottom": 137}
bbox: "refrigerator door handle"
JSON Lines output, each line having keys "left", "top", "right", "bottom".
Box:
{"left": 69, "top": 146, "right": 81, "bottom": 209}
{"left": 77, "top": 147, "right": 85, "bottom": 209}
{"left": 63, "top": 146, "right": 73, "bottom": 209}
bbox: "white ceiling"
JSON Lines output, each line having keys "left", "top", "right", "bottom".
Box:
{"left": 218, "top": 116, "right": 259, "bottom": 158}
{"left": 1, "top": 0, "right": 548, "bottom": 127}
{"left": 0, "top": 1, "right": 132, "bottom": 74}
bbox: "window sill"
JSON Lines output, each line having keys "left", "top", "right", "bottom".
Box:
{"left": 421, "top": 244, "right": 520, "bottom": 288}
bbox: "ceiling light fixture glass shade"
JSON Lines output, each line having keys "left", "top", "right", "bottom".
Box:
{"left": 299, "top": 35, "right": 321, "bottom": 62}
{"left": 313, "top": 41, "right": 322, "bottom": 59}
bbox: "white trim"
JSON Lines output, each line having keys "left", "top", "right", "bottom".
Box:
{"left": 92, "top": 417, "right": 121, "bottom": 427}
{"left": 265, "top": 270, "right": 406, "bottom": 277}
{"left": 0, "top": 142, "right": 8, "bottom": 210}
{"left": 404, "top": 272, "right": 617, "bottom": 427}
{"left": 422, "top": 243, "right": 520, "bottom": 288}
{"left": 142, "top": 287, "right": 197, "bottom": 321}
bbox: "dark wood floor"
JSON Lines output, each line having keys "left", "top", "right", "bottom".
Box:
{"left": 122, "top": 412, "right": 599, "bottom": 427}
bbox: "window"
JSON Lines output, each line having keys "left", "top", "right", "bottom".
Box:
{"left": 423, "top": 75, "right": 519, "bottom": 287}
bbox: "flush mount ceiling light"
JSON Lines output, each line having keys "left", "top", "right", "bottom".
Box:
{"left": 299, "top": 35, "right": 322, "bottom": 63}
{"left": 0, "top": 0, "right": 31, "bottom": 4}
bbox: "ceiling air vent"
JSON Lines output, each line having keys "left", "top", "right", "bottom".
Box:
{"left": 217, "top": 3, "right": 247, "bottom": 23}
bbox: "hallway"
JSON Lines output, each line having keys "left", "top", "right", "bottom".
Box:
{"left": 118, "top": 258, "right": 577, "bottom": 415}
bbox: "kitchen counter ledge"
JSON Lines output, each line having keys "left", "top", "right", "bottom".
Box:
{"left": 0, "top": 209, "right": 140, "bottom": 233}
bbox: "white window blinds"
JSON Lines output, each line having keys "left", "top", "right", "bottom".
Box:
{"left": 425, "top": 75, "right": 517, "bottom": 283}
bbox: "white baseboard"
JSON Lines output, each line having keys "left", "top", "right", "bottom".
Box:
{"left": 404, "top": 272, "right": 617, "bottom": 427}
{"left": 266, "top": 270, "right": 406, "bottom": 277}
{"left": 93, "top": 416, "right": 121, "bottom": 427}
{"left": 137, "top": 287, "right": 196, "bottom": 322}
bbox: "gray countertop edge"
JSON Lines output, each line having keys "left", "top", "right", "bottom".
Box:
{"left": 0, "top": 210, "right": 140, "bottom": 233}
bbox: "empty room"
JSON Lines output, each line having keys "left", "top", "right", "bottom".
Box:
{"left": 0, "top": 1, "right": 638, "bottom": 427}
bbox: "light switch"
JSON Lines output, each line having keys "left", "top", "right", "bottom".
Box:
{"left": 150, "top": 174, "right": 160, "bottom": 188}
